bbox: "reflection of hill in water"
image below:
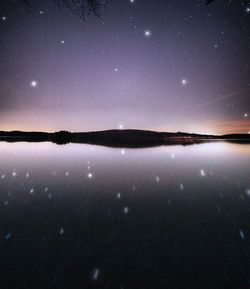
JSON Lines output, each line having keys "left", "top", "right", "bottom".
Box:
{"left": 0, "top": 129, "right": 250, "bottom": 148}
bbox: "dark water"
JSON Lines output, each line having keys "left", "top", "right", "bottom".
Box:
{"left": 0, "top": 142, "right": 250, "bottom": 289}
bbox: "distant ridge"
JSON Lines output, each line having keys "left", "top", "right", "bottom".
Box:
{"left": 0, "top": 129, "right": 250, "bottom": 147}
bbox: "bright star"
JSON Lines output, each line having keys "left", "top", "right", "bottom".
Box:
{"left": 61, "top": 40, "right": 65, "bottom": 44}
{"left": 2, "top": 16, "right": 7, "bottom": 21}
{"left": 144, "top": 30, "right": 151, "bottom": 37}
{"left": 30, "top": 80, "right": 38, "bottom": 88}
{"left": 181, "top": 79, "right": 188, "bottom": 86}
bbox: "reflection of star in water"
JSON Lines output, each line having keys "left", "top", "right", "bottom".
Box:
{"left": 92, "top": 268, "right": 100, "bottom": 281}
{"left": 239, "top": 230, "right": 245, "bottom": 240}
{"left": 200, "top": 169, "right": 206, "bottom": 177}
{"left": 59, "top": 227, "right": 65, "bottom": 235}
{"left": 123, "top": 207, "right": 129, "bottom": 214}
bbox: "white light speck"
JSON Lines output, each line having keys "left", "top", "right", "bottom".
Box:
{"left": 59, "top": 227, "right": 65, "bottom": 235}
{"left": 181, "top": 79, "right": 188, "bottom": 86}
{"left": 61, "top": 40, "right": 65, "bottom": 44}
{"left": 144, "top": 30, "right": 151, "bottom": 37}
{"left": 30, "top": 188, "right": 34, "bottom": 194}
{"left": 121, "top": 149, "right": 125, "bottom": 155}
{"left": 12, "top": 171, "right": 17, "bottom": 177}
{"left": 171, "top": 154, "right": 175, "bottom": 159}
{"left": 65, "top": 171, "right": 69, "bottom": 176}
{"left": 180, "top": 183, "right": 184, "bottom": 191}
{"left": 2, "top": 16, "right": 7, "bottom": 21}
{"left": 92, "top": 268, "right": 100, "bottom": 280}
{"left": 155, "top": 176, "right": 160, "bottom": 183}
{"left": 26, "top": 173, "right": 29, "bottom": 178}
{"left": 115, "top": 68, "right": 119, "bottom": 72}
{"left": 88, "top": 173, "right": 93, "bottom": 179}
{"left": 30, "top": 80, "right": 38, "bottom": 88}
{"left": 118, "top": 124, "right": 124, "bottom": 129}
{"left": 39, "top": 10, "right": 43, "bottom": 15}
{"left": 239, "top": 230, "right": 245, "bottom": 240}
{"left": 130, "top": 0, "right": 135, "bottom": 3}
{"left": 245, "top": 189, "right": 250, "bottom": 196}
{"left": 244, "top": 113, "right": 248, "bottom": 118}
{"left": 117, "top": 192, "right": 121, "bottom": 199}
{"left": 123, "top": 207, "right": 129, "bottom": 214}
{"left": 1, "top": 174, "right": 5, "bottom": 179}
{"left": 200, "top": 169, "right": 206, "bottom": 177}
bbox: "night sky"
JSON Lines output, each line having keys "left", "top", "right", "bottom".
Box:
{"left": 0, "top": 0, "right": 250, "bottom": 134}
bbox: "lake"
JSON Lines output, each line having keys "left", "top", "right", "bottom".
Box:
{"left": 0, "top": 142, "right": 249, "bottom": 288}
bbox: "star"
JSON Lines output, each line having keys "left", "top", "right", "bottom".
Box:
{"left": 2, "top": 16, "right": 7, "bottom": 21}
{"left": 114, "top": 68, "right": 119, "bottom": 72}
{"left": 130, "top": 0, "right": 135, "bottom": 3}
{"left": 61, "top": 40, "right": 65, "bottom": 44}
{"left": 30, "top": 80, "right": 38, "bottom": 88}
{"left": 181, "top": 79, "right": 188, "bottom": 86}
{"left": 144, "top": 30, "right": 151, "bottom": 37}
{"left": 244, "top": 113, "right": 248, "bottom": 118}
{"left": 246, "top": 7, "right": 250, "bottom": 13}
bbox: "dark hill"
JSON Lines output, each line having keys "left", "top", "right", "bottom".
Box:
{"left": 0, "top": 129, "right": 249, "bottom": 147}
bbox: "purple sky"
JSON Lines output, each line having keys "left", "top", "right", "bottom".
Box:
{"left": 0, "top": 0, "right": 250, "bottom": 134}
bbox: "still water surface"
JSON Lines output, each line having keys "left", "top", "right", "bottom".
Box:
{"left": 0, "top": 142, "right": 250, "bottom": 288}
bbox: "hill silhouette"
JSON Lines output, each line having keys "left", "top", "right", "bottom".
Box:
{"left": 0, "top": 129, "right": 250, "bottom": 147}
